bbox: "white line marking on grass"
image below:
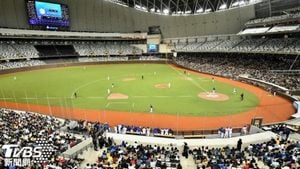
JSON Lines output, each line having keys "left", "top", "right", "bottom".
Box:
{"left": 113, "top": 102, "right": 129, "bottom": 104}
{"left": 178, "top": 95, "right": 193, "bottom": 98}
{"left": 0, "top": 98, "right": 14, "bottom": 100}
{"left": 70, "top": 72, "right": 155, "bottom": 98}
{"left": 132, "top": 95, "right": 193, "bottom": 98}
{"left": 170, "top": 66, "right": 208, "bottom": 92}
{"left": 153, "top": 96, "right": 169, "bottom": 98}
{"left": 86, "top": 96, "right": 105, "bottom": 99}
{"left": 23, "top": 98, "right": 39, "bottom": 100}
{"left": 70, "top": 78, "right": 106, "bottom": 98}
{"left": 46, "top": 97, "right": 73, "bottom": 99}
{"left": 132, "top": 96, "right": 148, "bottom": 98}
{"left": 109, "top": 102, "right": 129, "bottom": 105}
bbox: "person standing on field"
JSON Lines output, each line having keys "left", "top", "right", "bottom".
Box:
{"left": 150, "top": 104, "right": 154, "bottom": 113}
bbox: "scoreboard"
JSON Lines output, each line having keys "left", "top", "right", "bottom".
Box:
{"left": 26, "top": 0, "right": 70, "bottom": 30}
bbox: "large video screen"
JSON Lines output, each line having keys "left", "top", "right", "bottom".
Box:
{"left": 26, "top": 0, "right": 70, "bottom": 30}
{"left": 35, "top": 1, "right": 62, "bottom": 19}
{"left": 147, "top": 44, "right": 159, "bottom": 53}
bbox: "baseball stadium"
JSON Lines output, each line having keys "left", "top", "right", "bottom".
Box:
{"left": 0, "top": 0, "right": 300, "bottom": 168}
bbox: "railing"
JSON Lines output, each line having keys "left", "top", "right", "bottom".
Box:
{"left": 239, "top": 75, "right": 289, "bottom": 92}
{"left": 270, "top": 70, "right": 300, "bottom": 74}
{"left": 62, "top": 138, "right": 92, "bottom": 158}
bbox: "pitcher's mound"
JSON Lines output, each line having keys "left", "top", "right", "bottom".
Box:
{"left": 198, "top": 92, "right": 229, "bottom": 101}
{"left": 122, "top": 77, "right": 136, "bottom": 82}
{"left": 155, "top": 83, "right": 169, "bottom": 89}
{"left": 107, "top": 93, "right": 128, "bottom": 100}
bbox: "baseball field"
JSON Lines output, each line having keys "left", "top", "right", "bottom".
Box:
{"left": 0, "top": 63, "right": 258, "bottom": 116}
{"left": 0, "top": 63, "right": 294, "bottom": 129}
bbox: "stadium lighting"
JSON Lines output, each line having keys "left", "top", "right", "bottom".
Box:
{"left": 157, "top": 9, "right": 161, "bottom": 13}
{"left": 205, "top": 8, "right": 211, "bottom": 12}
{"left": 150, "top": 8, "right": 155, "bottom": 12}
{"left": 185, "top": 10, "right": 192, "bottom": 14}
{"left": 219, "top": 4, "right": 227, "bottom": 10}
{"left": 196, "top": 8, "right": 204, "bottom": 13}
{"left": 134, "top": 4, "right": 148, "bottom": 12}
{"left": 163, "top": 9, "right": 169, "bottom": 14}
{"left": 239, "top": 0, "right": 245, "bottom": 6}
{"left": 134, "top": 4, "right": 141, "bottom": 9}
{"left": 232, "top": 1, "right": 239, "bottom": 7}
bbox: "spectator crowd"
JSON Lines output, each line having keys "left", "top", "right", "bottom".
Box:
{"left": 0, "top": 109, "right": 84, "bottom": 169}
{"left": 174, "top": 53, "right": 300, "bottom": 91}
{"left": 0, "top": 108, "right": 299, "bottom": 169}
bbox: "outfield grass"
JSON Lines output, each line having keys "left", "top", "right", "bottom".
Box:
{"left": 0, "top": 64, "right": 259, "bottom": 116}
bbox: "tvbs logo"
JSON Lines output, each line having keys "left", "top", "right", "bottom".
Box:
{"left": 2, "top": 145, "right": 42, "bottom": 167}
{"left": 2, "top": 139, "right": 55, "bottom": 167}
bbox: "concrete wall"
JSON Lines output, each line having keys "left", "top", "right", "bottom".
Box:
{"left": 0, "top": 0, "right": 255, "bottom": 38}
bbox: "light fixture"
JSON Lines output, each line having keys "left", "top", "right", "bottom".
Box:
{"left": 185, "top": 10, "right": 191, "bottom": 14}
{"left": 219, "top": 3, "right": 227, "bottom": 10}
{"left": 163, "top": 8, "right": 169, "bottom": 14}
{"left": 205, "top": 8, "right": 211, "bottom": 12}
{"left": 239, "top": 0, "right": 245, "bottom": 6}
{"left": 196, "top": 8, "right": 204, "bottom": 13}
{"left": 232, "top": 1, "right": 239, "bottom": 7}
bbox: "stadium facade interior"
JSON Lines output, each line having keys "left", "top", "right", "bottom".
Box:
{"left": 0, "top": 0, "right": 300, "bottom": 168}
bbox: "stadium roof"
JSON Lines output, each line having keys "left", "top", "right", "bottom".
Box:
{"left": 107, "top": 0, "right": 257, "bottom": 15}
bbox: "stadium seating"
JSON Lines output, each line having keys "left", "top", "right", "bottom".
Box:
{"left": 245, "top": 11, "right": 300, "bottom": 27}
{"left": 1, "top": 1, "right": 300, "bottom": 169}
{"left": 0, "top": 109, "right": 84, "bottom": 169}
{"left": 174, "top": 53, "right": 300, "bottom": 91}
{"left": 171, "top": 37, "right": 300, "bottom": 55}
{"left": 252, "top": 38, "right": 295, "bottom": 53}
{"left": 75, "top": 42, "right": 142, "bottom": 56}
{"left": 0, "top": 43, "right": 19, "bottom": 60}
{"left": 0, "top": 60, "right": 45, "bottom": 70}
{"left": 1, "top": 108, "right": 298, "bottom": 169}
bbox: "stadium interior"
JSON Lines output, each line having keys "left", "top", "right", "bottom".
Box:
{"left": 0, "top": 0, "right": 300, "bottom": 168}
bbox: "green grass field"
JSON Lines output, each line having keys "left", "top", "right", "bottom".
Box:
{"left": 0, "top": 64, "right": 259, "bottom": 116}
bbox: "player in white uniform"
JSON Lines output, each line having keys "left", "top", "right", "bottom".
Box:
{"left": 233, "top": 88, "right": 236, "bottom": 94}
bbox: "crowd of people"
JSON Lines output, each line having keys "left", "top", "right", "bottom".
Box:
{"left": 78, "top": 57, "right": 129, "bottom": 63}
{"left": 0, "top": 42, "right": 39, "bottom": 60}
{"left": 66, "top": 120, "right": 174, "bottom": 138}
{"left": 0, "top": 40, "right": 143, "bottom": 60}
{"left": 245, "top": 11, "right": 300, "bottom": 26}
{"left": 0, "top": 107, "right": 299, "bottom": 169}
{"left": 191, "top": 137, "right": 300, "bottom": 169}
{"left": 173, "top": 37, "right": 300, "bottom": 55}
{"left": 0, "top": 60, "right": 46, "bottom": 70}
{"left": 174, "top": 53, "right": 300, "bottom": 91}
{"left": 114, "top": 124, "right": 173, "bottom": 136}
{"left": 0, "top": 109, "right": 84, "bottom": 169}
{"left": 74, "top": 42, "right": 143, "bottom": 56}
{"left": 93, "top": 140, "right": 181, "bottom": 169}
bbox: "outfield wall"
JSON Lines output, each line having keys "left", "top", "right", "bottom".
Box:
{"left": 0, "top": 60, "right": 171, "bottom": 75}
{"left": 0, "top": 0, "right": 255, "bottom": 38}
